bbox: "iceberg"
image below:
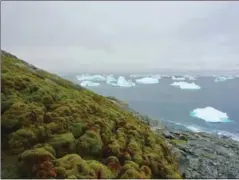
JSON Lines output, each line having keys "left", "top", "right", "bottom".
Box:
{"left": 184, "top": 75, "right": 196, "bottom": 81}
{"left": 214, "top": 76, "right": 228, "bottom": 82}
{"left": 171, "top": 76, "right": 186, "bottom": 81}
{"left": 171, "top": 82, "right": 201, "bottom": 90}
{"left": 108, "top": 76, "right": 135, "bottom": 87}
{"left": 190, "top": 107, "right": 232, "bottom": 123}
{"left": 129, "top": 74, "right": 146, "bottom": 78}
{"left": 76, "top": 74, "right": 106, "bottom": 82}
{"left": 161, "top": 75, "right": 171, "bottom": 78}
{"left": 80, "top": 80, "right": 100, "bottom": 87}
{"left": 214, "top": 76, "right": 235, "bottom": 82}
{"left": 150, "top": 75, "right": 161, "bottom": 79}
{"left": 106, "top": 75, "right": 117, "bottom": 84}
{"left": 135, "top": 77, "right": 159, "bottom": 84}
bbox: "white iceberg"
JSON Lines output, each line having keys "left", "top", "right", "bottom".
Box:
{"left": 161, "top": 75, "right": 171, "bottom": 78}
{"left": 171, "top": 81, "right": 201, "bottom": 90}
{"left": 80, "top": 80, "right": 100, "bottom": 87}
{"left": 150, "top": 75, "right": 161, "bottom": 79}
{"left": 190, "top": 107, "right": 232, "bottom": 123}
{"left": 106, "top": 75, "right": 117, "bottom": 84}
{"left": 108, "top": 76, "right": 135, "bottom": 87}
{"left": 184, "top": 75, "right": 196, "bottom": 81}
{"left": 214, "top": 76, "right": 235, "bottom": 82}
{"left": 76, "top": 74, "right": 106, "bottom": 82}
{"left": 129, "top": 74, "right": 145, "bottom": 78}
{"left": 214, "top": 76, "right": 228, "bottom": 82}
{"left": 135, "top": 77, "right": 159, "bottom": 84}
{"left": 130, "top": 74, "right": 154, "bottom": 78}
{"left": 171, "top": 76, "right": 186, "bottom": 81}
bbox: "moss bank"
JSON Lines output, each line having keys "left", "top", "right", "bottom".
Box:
{"left": 1, "top": 50, "right": 181, "bottom": 179}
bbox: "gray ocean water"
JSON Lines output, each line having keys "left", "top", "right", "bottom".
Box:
{"left": 64, "top": 74, "right": 239, "bottom": 140}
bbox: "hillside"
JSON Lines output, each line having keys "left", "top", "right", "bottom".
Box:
{"left": 1, "top": 50, "right": 180, "bottom": 179}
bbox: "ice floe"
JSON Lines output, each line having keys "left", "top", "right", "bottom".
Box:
{"left": 135, "top": 77, "right": 159, "bottom": 84}
{"left": 190, "top": 107, "right": 232, "bottom": 123}
{"left": 171, "top": 82, "right": 201, "bottom": 90}
{"left": 184, "top": 75, "right": 196, "bottom": 81}
{"left": 80, "top": 81, "right": 100, "bottom": 87}
{"left": 150, "top": 75, "right": 161, "bottom": 79}
{"left": 214, "top": 76, "right": 235, "bottom": 82}
{"left": 76, "top": 74, "right": 106, "bottom": 82}
{"left": 171, "top": 76, "right": 186, "bottom": 81}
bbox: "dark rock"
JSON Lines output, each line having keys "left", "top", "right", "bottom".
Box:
{"left": 162, "top": 131, "right": 175, "bottom": 139}
{"left": 158, "top": 127, "right": 239, "bottom": 179}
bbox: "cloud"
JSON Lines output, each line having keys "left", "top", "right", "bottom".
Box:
{"left": 1, "top": 1, "right": 239, "bottom": 73}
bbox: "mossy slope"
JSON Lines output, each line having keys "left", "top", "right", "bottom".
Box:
{"left": 1, "top": 51, "right": 181, "bottom": 179}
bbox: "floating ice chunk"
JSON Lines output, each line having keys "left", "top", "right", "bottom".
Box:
{"left": 171, "top": 76, "right": 186, "bottom": 81}
{"left": 80, "top": 81, "right": 100, "bottom": 87}
{"left": 106, "top": 75, "right": 117, "bottom": 84}
{"left": 150, "top": 75, "right": 161, "bottom": 79}
{"left": 190, "top": 107, "right": 232, "bottom": 123}
{"left": 130, "top": 74, "right": 146, "bottom": 78}
{"left": 109, "top": 76, "right": 135, "bottom": 87}
{"left": 171, "top": 81, "right": 201, "bottom": 90}
{"left": 161, "top": 75, "right": 171, "bottom": 78}
{"left": 135, "top": 77, "right": 159, "bottom": 84}
{"left": 214, "top": 76, "right": 235, "bottom": 82}
{"left": 76, "top": 74, "right": 106, "bottom": 82}
{"left": 184, "top": 75, "right": 196, "bottom": 81}
{"left": 214, "top": 76, "right": 228, "bottom": 82}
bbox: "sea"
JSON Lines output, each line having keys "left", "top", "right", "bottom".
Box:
{"left": 62, "top": 73, "right": 239, "bottom": 141}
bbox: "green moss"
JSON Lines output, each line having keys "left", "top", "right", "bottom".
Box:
{"left": 1, "top": 51, "right": 181, "bottom": 179}
{"left": 48, "top": 133, "right": 76, "bottom": 157}
{"left": 70, "top": 122, "right": 86, "bottom": 138}
{"left": 1, "top": 164, "right": 20, "bottom": 179}
{"left": 106, "top": 156, "right": 121, "bottom": 175}
{"left": 33, "top": 143, "right": 56, "bottom": 157}
{"left": 127, "top": 139, "right": 142, "bottom": 155}
{"left": 54, "top": 154, "right": 86, "bottom": 178}
{"left": 54, "top": 154, "right": 113, "bottom": 178}
{"left": 8, "top": 128, "right": 37, "bottom": 154}
{"left": 170, "top": 139, "right": 187, "bottom": 145}
{"left": 18, "top": 146, "right": 55, "bottom": 178}
{"left": 87, "top": 160, "right": 114, "bottom": 178}
{"left": 76, "top": 130, "right": 103, "bottom": 158}
{"left": 140, "top": 165, "right": 152, "bottom": 178}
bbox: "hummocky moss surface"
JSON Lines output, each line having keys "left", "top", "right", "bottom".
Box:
{"left": 1, "top": 50, "right": 181, "bottom": 179}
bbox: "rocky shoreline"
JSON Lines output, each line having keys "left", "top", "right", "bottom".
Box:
{"left": 158, "top": 127, "right": 239, "bottom": 179}
{"left": 108, "top": 97, "right": 239, "bottom": 178}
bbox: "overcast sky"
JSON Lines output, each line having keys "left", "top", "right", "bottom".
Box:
{"left": 1, "top": 1, "right": 239, "bottom": 73}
